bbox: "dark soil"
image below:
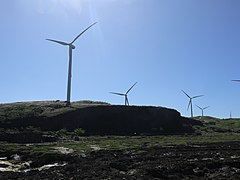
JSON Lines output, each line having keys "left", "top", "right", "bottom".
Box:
{"left": 1, "top": 141, "right": 240, "bottom": 179}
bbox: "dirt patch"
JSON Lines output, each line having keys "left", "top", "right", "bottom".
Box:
{"left": 0, "top": 141, "right": 240, "bottom": 179}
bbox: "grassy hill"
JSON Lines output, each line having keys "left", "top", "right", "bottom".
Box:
{"left": 0, "top": 100, "right": 197, "bottom": 142}
{"left": 0, "top": 102, "right": 240, "bottom": 161}
{"left": 0, "top": 100, "right": 110, "bottom": 121}
{"left": 194, "top": 116, "right": 240, "bottom": 132}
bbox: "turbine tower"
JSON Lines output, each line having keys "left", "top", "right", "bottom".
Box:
{"left": 110, "top": 82, "right": 137, "bottom": 106}
{"left": 182, "top": 90, "right": 203, "bottom": 118}
{"left": 46, "top": 22, "right": 97, "bottom": 106}
{"left": 196, "top": 105, "right": 210, "bottom": 117}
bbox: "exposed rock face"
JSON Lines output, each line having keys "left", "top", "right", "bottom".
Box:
{"left": 0, "top": 105, "right": 199, "bottom": 135}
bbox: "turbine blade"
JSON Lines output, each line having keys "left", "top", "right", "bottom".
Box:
{"left": 126, "top": 82, "right": 137, "bottom": 94}
{"left": 181, "top": 90, "right": 191, "bottom": 98}
{"left": 203, "top": 106, "right": 210, "bottom": 110}
{"left": 71, "top": 22, "right": 97, "bottom": 44}
{"left": 232, "top": 80, "right": 240, "bottom": 82}
{"left": 109, "top": 92, "right": 125, "bottom": 96}
{"left": 46, "top": 39, "right": 69, "bottom": 46}
{"left": 192, "top": 95, "right": 204, "bottom": 99}
{"left": 196, "top": 105, "right": 202, "bottom": 110}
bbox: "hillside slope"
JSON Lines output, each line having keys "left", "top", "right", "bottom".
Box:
{"left": 0, "top": 101, "right": 199, "bottom": 135}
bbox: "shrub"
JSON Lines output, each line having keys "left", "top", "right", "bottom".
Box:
{"left": 74, "top": 128, "right": 85, "bottom": 136}
{"left": 57, "top": 128, "right": 68, "bottom": 137}
{"left": 24, "top": 126, "right": 41, "bottom": 133}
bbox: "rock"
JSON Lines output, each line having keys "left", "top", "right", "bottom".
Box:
{"left": 73, "top": 136, "right": 80, "bottom": 141}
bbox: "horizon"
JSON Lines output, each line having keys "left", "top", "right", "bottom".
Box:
{"left": 1, "top": 1, "right": 240, "bottom": 118}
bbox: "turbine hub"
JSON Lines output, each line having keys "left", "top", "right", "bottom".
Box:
{"left": 70, "top": 44, "right": 76, "bottom": 49}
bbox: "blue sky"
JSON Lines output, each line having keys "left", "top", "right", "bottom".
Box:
{"left": 1, "top": 0, "right": 240, "bottom": 118}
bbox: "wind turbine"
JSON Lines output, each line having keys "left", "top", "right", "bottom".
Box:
{"left": 46, "top": 22, "right": 97, "bottom": 106}
{"left": 196, "top": 105, "right": 210, "bottom": 117}
{"left": 110, "top": 82, "right": 137, "bottom": 106}
{"left": 182, "top": 90, "right": 204, "bottom": 118}
{"left": 232, "top": 80, "right": 240, "bottom": 82}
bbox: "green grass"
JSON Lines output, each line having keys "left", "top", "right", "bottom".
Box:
{"left": 1, "top": 132, "right": 240, "bottom": 158}
{"left": 194, "top": 116, "right": 240, "bottom": 132}
{"left": 1, "top": 115, "right": 240, "bottom": 156}
{"left": 0, "top": 100, "right": 109, "bottom": 121}
{"left": 214, "top": 120, "right": 240, "bottom": 130}
{"left": 51, "top": 133, "right": 240, "bottom": 153}
{"left": 1, "top": 105, "right": 240, "bottom": 157}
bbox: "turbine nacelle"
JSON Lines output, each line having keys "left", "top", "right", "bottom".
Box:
{"left": 110, "top": 82, "right": 137, "bottom": 106}
{"left": 70, "top": 44, "right": 76, "bottom": 49}
{"left": 45, "top": 39, "right": 76, "bottom": 49}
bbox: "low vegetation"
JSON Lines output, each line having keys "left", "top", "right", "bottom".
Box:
{"left": 0, "top": 101, "right": 240, "bottom": 158}
{"left": 0, "top": 100, "right": 109, "bottom": 121}
{"left": 194, "top": 116, "right": 240, "bottom": 132}
{"left": 1, "top": 131, "right": 240, "bottom": 158}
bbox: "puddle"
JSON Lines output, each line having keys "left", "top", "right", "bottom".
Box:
{"left": 231, "top": 155, "right": 240, "bottom": 159}
{"left": 188, "top": 158, "right": 198, "bottom": 162}
{"left": 0, "top": 157, "right": 7, "bottom": 160}
{"left": 0, "top": 159, "right": 31, "bottom": 172}
{"left": 189, "top": 145, "right": 205, "bottom": 148}
{"left": 24, "top": 163, "right": 67, "bottom": 172}
{"left": 202, "top": 158, "right": 213, "bottom": 161}
{"left": 0, "top": 156, "right": 67, "bottom": 172}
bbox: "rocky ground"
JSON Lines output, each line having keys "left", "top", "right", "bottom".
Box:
{"left": 1, "top": 141, "right": 240, "bottom": 179}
